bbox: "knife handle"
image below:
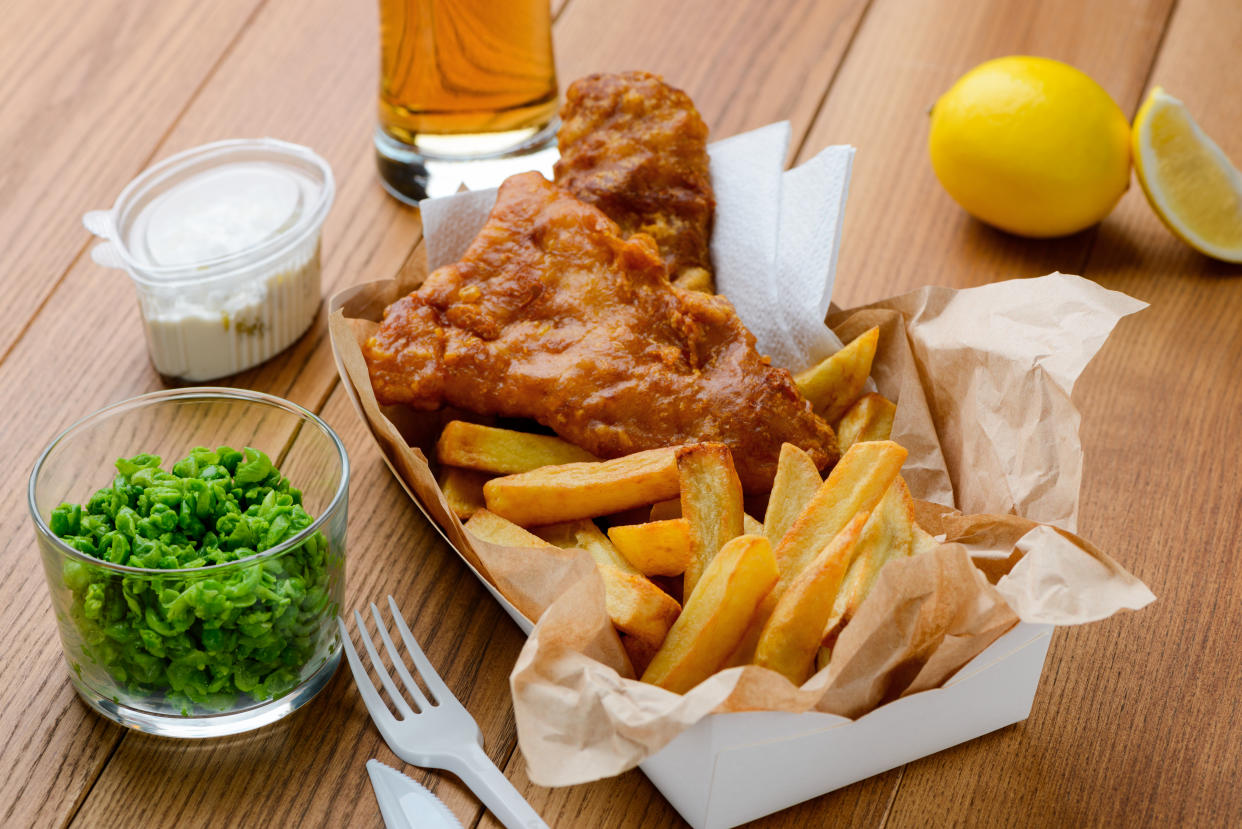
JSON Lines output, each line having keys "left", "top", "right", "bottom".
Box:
{"left": 449, "top": 743, "right": 548, "bottom": 829}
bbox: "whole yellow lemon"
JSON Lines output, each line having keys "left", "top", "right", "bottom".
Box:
{"left": 929, "top": 56, "right": 1131, "bottom": 237}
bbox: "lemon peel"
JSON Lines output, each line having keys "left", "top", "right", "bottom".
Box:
{"left": 1133, "top": 87, "right": 1242, "bottom": 263}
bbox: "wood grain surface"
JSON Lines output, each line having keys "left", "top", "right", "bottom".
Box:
{"left": 802, "top": 0, "right": 1177, "bottom": 309}
{"left": 1, "top": 0, "right": 1238, "bottom": 826}
{"left": 0, "top": 0, "right": 266, "bottom": 361}
{"left": 886, "top": 0, "right": 1242, "bottom": 824}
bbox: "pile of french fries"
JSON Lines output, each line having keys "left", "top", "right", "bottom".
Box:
{"left": 435, "top": 327, "right": 940, "bottom": 691}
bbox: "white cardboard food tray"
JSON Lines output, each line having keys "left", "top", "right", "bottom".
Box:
{"left": 333, "top": 310, "right": 1055, "bottom": 828}
{"left": 638, "top": 622, "right": 1052, "bottom": 828}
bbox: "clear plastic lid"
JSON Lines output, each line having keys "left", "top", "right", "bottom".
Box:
{"left": 84, "top": 138, "right": 335, "bottom": 289}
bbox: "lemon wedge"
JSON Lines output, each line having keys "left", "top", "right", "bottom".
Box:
{"left": 1133, "top": 87, "right": 1242, "bottom": 262}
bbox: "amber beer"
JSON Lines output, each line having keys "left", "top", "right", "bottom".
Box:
{"left": 378, "top": 0, "right": 558, "bottom": 155}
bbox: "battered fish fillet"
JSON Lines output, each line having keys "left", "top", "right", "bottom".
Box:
{"left": 554, "top": 71, "right": 715, "bottom": 292}
{"left": 364, "top": 172, "right": 837, "bottom": 493}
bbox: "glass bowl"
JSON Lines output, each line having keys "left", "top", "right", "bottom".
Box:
{"left": 28, "top": 388, "right": 348, "bottom": 738}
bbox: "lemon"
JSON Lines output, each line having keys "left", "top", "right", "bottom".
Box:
{"left": 1132, "top": 87, "right": 1242, "bottom": 262}
{"left": 929, "top": 56, "right": 1131, "bottom": 237}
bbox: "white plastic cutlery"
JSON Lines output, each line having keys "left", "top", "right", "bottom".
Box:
{"left": 339, "top": 597, "right": 548, "bottom": 829}
{"left": 367, "top": 759, "right": 462, "bottom": 829}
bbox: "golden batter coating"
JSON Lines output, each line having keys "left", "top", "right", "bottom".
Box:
{"left": 364, "top": 173, "right": 836, "bottom": 492}
{"left": 554, "top": 71, "right": 715, "bottom": 292}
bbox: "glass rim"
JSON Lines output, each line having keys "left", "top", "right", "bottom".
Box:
{"left": 28, "top": 387, "right": 349, "bottom": 576}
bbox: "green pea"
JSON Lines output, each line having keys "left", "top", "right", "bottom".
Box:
{"left": 49, "top": 446, "right": 336, "bottom": 711}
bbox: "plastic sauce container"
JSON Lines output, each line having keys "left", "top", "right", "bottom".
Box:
{"left": 85, "top": 139, "right": 335, "bottom": 381}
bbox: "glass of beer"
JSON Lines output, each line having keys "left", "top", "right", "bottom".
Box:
{"left": 375, "top": 0, "right": 560, "bottom": 203}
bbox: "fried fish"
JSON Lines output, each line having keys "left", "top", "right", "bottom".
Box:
{"left": 364, "top": 172, "right": 837, "bottom": 492}
{"left": 555, "top": 71, "right": 715, "bottom": 292}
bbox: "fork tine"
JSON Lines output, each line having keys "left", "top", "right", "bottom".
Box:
{"left": 387, "top": 595, "right": 453, "bottom": 701}
{"left": 338, "top": 618, "right": 412, "bottom": 761}
{"left": 353, "top": 609, "right": 416, "bottom": 720}
{"left": 337, "top": 616, "right": 405, "bottom": 742}
{"left": 369, "top": 602, "right": 434, "bottom": 710}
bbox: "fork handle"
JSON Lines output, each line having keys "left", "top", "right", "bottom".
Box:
{"left": 448, "top": 743, "right": 548, "bottom": 829}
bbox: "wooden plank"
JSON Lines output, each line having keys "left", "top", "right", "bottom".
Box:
{"left": 170, "top": 0, "right": 579, "bottom": 410}
{"left": 30, "top": 0, "right": 573, "bottom": 821}
{"left": 0, "top": 0, "right": 422, "bottom": 826}
{"left": 554, "top": 0, "right": 871, "bottom": 147}
{"left": 885, "top": 0, "right": 1242, "bottom": 824}
{"left": 0, "top": 0, "right": 266, "bottom": 363}
{"left": 113, "top": 0, "right": 424, "bottom": 406}
{"left": 0, "top": 1, "right": 271, "bottom": 825}
{"left": 796, "top": 0, "right": 1176, "bottom": 310}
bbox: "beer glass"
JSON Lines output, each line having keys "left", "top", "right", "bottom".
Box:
{"left": 376, "top": 0, "right": 560, "bottom": 203}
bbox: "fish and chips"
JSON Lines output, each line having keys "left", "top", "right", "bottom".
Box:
{"left": 364, "top": 71, "right": 933, "bottom": 693}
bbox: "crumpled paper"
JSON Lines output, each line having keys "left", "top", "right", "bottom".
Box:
{"left": 502, "top": 277, "right": 1154, "bottom": 786}
{"left": 326, "top": 125, "right": 1155, "bottom": 789}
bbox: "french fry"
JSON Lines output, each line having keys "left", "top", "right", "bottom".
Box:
{"left": 464, "top": 508, "right": 560, "bottom": 550}
{"left": 607, "top": 518, "right": 694, "bottom": 577}
{"left": 436, "top": 466, "right": 491, "bottom": 519}
{"left": 653, "top": 498, "right": 758, "bottom": 534}
{"left": 483, "top": 446, "right": 681, "bottom": 526}
{"left": 539, "top": 522, "right": 691, "bottom": 648}
{"left": 601, "top": 568, "right": 682, "bottom": 650}
{"left": 835, "top": 393, "right": 898, "bottom": 451}
{"left": 535, "top": 518, "right": 637, "bottom": 572}
{"left": 754, "top": 512, "right": 869, "bottom": 684}
{"left": 641, "top": 535, "right": 778, "bottom": 694}
{"left": 535, "top": 520, "right": 681, "bottom": 650}
{"left": 436, "top": 420, "right": 597, "bottom": 474}
{"left": 649, "top": 499, "right": 681, "bottom": 521}
{"left": 821, "top": 478, "right": 915, "bottom": 644}
{"left": 762, "top": 443, "right": 822, "bottom": 547}
{"left": 913, "top": 523, "right": 941, "bottom": 556}
{"left": 794, "top": 326, "right": 880, "bottom": 422}
{"left": 730, "top": 440, "right": 908, "bottom": 663}
{"left": 649, "top": 574, "right": 683, "bottom": 605}
{"left": 817, "top": 491, "right": 929, "bottom": 673}
{"left": 771, "top": 440, "right": 907, "bottom": 587}
{"left": 678, "top": 443, "right": 745, "bottom": 599}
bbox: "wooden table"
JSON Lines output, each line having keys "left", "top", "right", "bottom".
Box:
{"left": 2, "top": 0, "right": 1238, "bottom": 825}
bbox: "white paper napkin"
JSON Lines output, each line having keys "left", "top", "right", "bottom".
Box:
{"left": 422, "top": 186, "right": 500, "bottom": 272}
{"left": 777, "top": 145, "right": 854, "bottom": 368}
{"left": 419, "top": 124, "right": 855, "bottom": 372}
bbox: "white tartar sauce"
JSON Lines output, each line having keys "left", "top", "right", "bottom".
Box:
{"left": 85, "top": 139, "right": 335, "bottom": 382}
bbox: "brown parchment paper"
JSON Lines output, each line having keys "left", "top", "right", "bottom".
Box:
{"left": 329, "top": 264, "right": 1156, "bottom": 787}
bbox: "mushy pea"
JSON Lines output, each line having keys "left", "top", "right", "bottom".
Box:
{"left": 50, "top": 447, "right": 336, "bottom": 711}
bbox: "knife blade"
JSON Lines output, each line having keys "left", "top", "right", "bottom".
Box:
{"left": 367, "top": 759, "right": 464, "bottom": 829}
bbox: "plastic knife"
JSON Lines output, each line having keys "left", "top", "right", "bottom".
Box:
{"left": 367, "top": 759, "right": 464, "bottom": 829}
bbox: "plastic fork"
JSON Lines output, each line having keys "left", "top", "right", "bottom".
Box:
{"left": 339, "top": 597, "right": 548, "bottom": 829}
